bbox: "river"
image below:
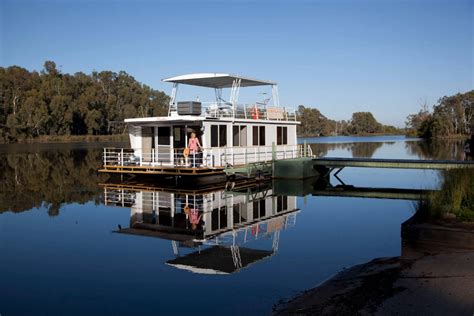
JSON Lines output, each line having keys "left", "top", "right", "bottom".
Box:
{"left": 0, "top": 136, "right": 467, "bottom": 315}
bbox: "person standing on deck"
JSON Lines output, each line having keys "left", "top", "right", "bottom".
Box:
{"left": 188, "top": 132, "right": 202, "bottom": 167}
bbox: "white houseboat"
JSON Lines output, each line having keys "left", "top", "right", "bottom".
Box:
{"left": 101, "top": 73, "right": 312, "bottom": 176}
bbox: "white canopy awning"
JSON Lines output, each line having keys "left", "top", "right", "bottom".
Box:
{"left": 162, "top": 73, "right": 276, "bottom": 88}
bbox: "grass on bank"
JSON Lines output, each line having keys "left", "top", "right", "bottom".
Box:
{"left": 417, "top": 168, "right": 474, "bottom": 221}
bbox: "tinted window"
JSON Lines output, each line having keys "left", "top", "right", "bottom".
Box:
{"left": 219, "top": 125, "right": 227, "bottom": 147}
{"left": 253, "top": 126, "right": 259, "bottom": 146}
{"left": 259, "top": 126, "right": 265, "bottom": 146}
{"left": 211, "top": 125, "right": 218, "bottom": 147}
{"left": 277, "top": 127, "right": 282, "bottom": 145}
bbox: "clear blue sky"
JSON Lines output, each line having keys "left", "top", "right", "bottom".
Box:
{"left": 1, "top": 0, "right": 472, "bottom": 126}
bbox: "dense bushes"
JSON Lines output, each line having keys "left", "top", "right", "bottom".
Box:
{"left": 417, "top": 168, "right": 474, "bottom": 221}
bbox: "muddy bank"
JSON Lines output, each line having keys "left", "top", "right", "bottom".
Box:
{"left": 273, "top": 257, "right": 406, "bottom": 315}
{"left": 274, "top": 220, "right": 474, "bottom": 315}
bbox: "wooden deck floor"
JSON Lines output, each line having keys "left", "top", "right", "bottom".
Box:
{"left": 99, "top": 164, "right": 225, "bottom": 176}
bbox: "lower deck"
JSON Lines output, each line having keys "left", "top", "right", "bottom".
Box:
{"left": 100, "top": 144, "right": 313, "bottom": 176}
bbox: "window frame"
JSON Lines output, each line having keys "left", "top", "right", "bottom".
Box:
{"left": 277, "top": 126, "right": 288, "bottom": 145}
{"left": 210, "top": 124, "right": 227, "bottom": 148}
{"left": 252, "top": 125, "right": 266, "bottom": 146}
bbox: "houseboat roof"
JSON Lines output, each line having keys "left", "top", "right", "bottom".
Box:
{"left": 162, "top": 73, "right": 276, "bottom": 88}
{"left": 165, "top": 245, "right": 274, "bottom": 274}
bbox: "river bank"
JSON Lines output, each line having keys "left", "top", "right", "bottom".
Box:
{"left": 274, "top": 218, "right": 474, "bottom": 315}
{"left": 274, "top": 252, "right": 474, "bottom": 315}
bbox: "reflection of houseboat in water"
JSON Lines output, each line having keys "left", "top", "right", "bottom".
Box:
{"left": 100, "top": 73, "right": 312, "bottom": 177}
{"left": 101, "top": 180, "right": 299, "bottom": 274}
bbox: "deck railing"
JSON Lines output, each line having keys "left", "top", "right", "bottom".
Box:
{"left": 103, "top": 144, "right": 313, "bottom": 169}
{"left": 179, "top": 102, "right": 298, "bottom": 121}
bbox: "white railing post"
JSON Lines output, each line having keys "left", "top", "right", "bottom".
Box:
{"left": 152, "top": 148, "right": 155, "bottom": 166}
{"left": 103, "top": 148, "right": 106, "bottom": 165}
{"left": 120, "top": 148, "right": 123, "bottom": 166}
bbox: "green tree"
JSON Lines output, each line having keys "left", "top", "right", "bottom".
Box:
{"left": 349, "top": 112, "right": 382, "bottom": 134}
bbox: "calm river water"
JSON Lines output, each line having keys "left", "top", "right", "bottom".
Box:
{"left": 0, "top": 136, "right": 467, "bottom": 315}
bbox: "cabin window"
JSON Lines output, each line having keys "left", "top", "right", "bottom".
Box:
{"left": 233, "top": 125, "right": 247, "bottom": 147}
{"left": 252, "top": 126, "right": 266, "bottom": 146}
{"left": 253, "top": 200, "right": 266, "bottom": 219}
{"left": 277, "top": 196, "right": 288, "bottom": 212}
{"left": 277, "top": 126, "right": 288, "bottom": 145}
{"left": 211, "top": 124, "right": 227, "bottom": 147}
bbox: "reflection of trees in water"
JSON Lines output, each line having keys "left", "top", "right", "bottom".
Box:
{"left": 0, "top": 148, "right": 109, "bottom": 215}
{"left": 310, "top": 141, "right": 387, "bottom": 158}
{"left": 405, "top": 139, "right": 467, "bottom": 160}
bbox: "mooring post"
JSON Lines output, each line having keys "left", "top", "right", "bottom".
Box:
{"left": 272, "top": 141, "right": 276, "bottom": 177}
{"left": 272, "top": 142, "right": 276, "bottom": 161}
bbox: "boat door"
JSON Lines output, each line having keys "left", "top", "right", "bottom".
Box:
{"left": 156, "top": 126, "right": 172, "bottom": 163}
{"left": 141, "top": 127, "right": 154, "bottom": 163}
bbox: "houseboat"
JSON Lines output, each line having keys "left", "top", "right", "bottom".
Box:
{"left": 100, "top": 73, "right": 312, "bottom": 177}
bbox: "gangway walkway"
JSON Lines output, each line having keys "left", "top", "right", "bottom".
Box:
{"left": 312, "top": 157, "right": 474, "bottom": 170}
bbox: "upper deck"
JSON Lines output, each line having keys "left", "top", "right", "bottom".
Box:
{"left": 162, "top": 73, "right": 298, "bottom": 123}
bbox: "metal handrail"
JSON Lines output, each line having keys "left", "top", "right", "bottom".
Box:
{"left": 179, "top": 102, "right": 298, "bottom": 121}
{"left": 102, "top": 144, "right": 314, "bottom": 168}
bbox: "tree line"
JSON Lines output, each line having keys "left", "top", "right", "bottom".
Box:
{"left": 405, "top": 90, "right": 474, "bottom": 138}
{"left": 296, "top": 106, "right": 402, "bottom": 136}
{"left": 0, "top": 61, "right": 169, "bottom": 143}
{"left": 3, "top": 61, "right": 468, "bottom": 142}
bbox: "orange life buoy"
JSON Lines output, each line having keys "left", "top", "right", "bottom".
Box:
{"left": 184, "top": 205, "right": 190, "bottom": 215}
{"left": 250, "top": 105, "right": 259, "bottom": 119}
{"left": 183, "top": 148, "right": 190, "bottom": 157}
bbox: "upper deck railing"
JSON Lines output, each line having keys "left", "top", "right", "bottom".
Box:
{"left": 171, "top": 102, "right": 298, "bottom": 121}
